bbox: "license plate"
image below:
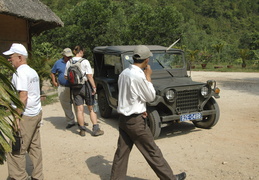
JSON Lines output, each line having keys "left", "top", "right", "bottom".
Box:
{"left": 180, "top": 113, "right": 202, "bottom": 122}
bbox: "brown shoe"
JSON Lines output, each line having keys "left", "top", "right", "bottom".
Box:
{"left": 92, "top": 128, "right": 104, "bottom": 136}
{"left": 79, "top": 130, "right": 86, "bottom": 137}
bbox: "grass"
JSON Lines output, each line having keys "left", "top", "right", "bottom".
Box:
{"left": 190, "top": 63, "right": 259, "bottom": 72}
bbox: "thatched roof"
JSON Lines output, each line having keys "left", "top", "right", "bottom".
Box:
{"left": 0, "top": 0, "right": 64, "bottom": 34}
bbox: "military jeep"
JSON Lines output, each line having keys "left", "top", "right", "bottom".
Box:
{"left": 93, "top": 45, "right": 220, "bottom": 138}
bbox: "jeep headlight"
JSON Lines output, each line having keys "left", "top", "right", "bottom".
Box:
{"left": 201, "top": 86, "right": 209, "bottom": 97}
{"left": 165, "top": 90, "right": 175, "bottom": 101}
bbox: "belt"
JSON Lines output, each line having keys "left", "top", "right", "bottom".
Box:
{"left": 121, "top": 113, "right": 141, "bottom": 117}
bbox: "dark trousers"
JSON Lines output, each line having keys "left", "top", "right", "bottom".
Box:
{"left": 110, "top": 114, "right": 176, "bottom": 180}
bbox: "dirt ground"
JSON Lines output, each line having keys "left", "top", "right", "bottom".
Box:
{"left": 0, "top": 71, "right": 259, "bottom": 180}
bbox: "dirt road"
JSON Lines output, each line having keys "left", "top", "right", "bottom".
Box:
{"left": 0, "top": 71, "right": 258, "bottom": 180}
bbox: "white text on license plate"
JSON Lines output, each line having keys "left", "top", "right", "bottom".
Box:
{"left": 180, "top": 113, "right": 202, "bottom": 122}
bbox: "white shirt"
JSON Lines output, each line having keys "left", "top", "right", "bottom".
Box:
{"left": 12, "top": 64, "right": 42, "bottom": 116}
{"left": 117, "top": 64, "right": 156, "bottom": 116}
{"left": 64, "top": 57, "right": 93, "bottom": 81}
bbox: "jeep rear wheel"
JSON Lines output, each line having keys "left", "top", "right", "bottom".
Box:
{"left": 193, "top": 98, "right": 220, "bottom": 128}
{"left": 147, "top": 109, "right": 161, "bottom": 139}
{"left": 98, "top": 89, "right": 112, "bottom": 118}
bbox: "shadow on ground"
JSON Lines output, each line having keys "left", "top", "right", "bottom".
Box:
{"left": 43, "top": 116, "right": 92, "bottom": 136}
{"left": 98, "top": 110, "right": 201, "bottom": 140}
{"left": 43, "top": 106, "right": 101, "bottom": 136}
{"left": 158, "top": 121, "right": 201, "bottom": 139}
{"left": 86, "top": 155, "right": 148, "bottom": 180}
{"left": 43, "top": 103, "right": 201, "bottom": 138}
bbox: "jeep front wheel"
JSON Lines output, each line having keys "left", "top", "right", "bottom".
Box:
{"left": 193, "top": 98, "right": 220, "bottom": 128}
{"left": 98, "top": 89, "right": 112, "bottom": 118}
{"left": 147, "top": 109, "right": 161, "bottom": 139}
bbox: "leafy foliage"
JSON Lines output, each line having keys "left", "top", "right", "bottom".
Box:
{"left": 35, "top": 0, "right": 258, "bottom": 69}
{"left": 28, "top": 41, "right": 60, "bottom": 93}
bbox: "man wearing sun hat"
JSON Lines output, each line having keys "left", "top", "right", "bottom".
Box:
{"left": 110, "top": 45, "right": 186, "bottom": 180}
{"left": 51, "top": 48, "right": 80, "bottom": 129}
{"left": 3, "top": 43, "right": 43, "bottom": 180}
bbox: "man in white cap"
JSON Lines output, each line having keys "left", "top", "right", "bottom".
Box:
{"left": 3, "top": 43, "right": 43, "bottom": 180}
{"left": 110, "top": 45, "right": 186, "bottom": 180}
{"left": 51, "top": 48, "right": 79, "bottom": 129}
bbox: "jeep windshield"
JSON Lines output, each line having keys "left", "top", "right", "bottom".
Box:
{"left": 123, "top": 52, "right": 185, "bottom": 70}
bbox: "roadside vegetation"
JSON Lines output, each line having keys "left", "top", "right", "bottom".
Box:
{"left": 34, "top": 0, "right": 258, "bottom": 72}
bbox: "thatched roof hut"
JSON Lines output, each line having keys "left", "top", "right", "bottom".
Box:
{"left": 0, "top": 0, "right": 64, "bottom": 53}
{"left": 0, "top": 0, "right": 64, "bottom": 34}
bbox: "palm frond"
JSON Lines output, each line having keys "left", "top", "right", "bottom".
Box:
{"left": 0, "top": 58, "right": 23, "bottom": 164}
{"left": 0, "top": 134, "right": 7, "bottom": 165}
{"left": 0, "top": 58, "right": 15, "bottom": 73}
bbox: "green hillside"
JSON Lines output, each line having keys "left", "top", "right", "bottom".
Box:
{"left": 34, "top": 0, "right": 258, "bottom": 69}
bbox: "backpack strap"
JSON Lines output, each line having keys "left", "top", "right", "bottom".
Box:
{"left": 79, "top": 58, "right": 85, "bottom": 63}
{"left": 77, "top": 58, "right": 86, "bottom": 77}
{"left": 70, "top": 58, "right": 85, "bottom": 64}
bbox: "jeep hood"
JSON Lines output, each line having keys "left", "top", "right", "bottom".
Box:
{"left": 151, "top": 71, "right": 204, "bottom": 91}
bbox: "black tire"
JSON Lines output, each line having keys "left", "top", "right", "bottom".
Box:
{"left": 147, "top": 109, "right": 161, "bottom": 139}
{"left": 98, "top": 89, "right": 112, "bottom": 118}
{"left": 193, "top": 98, "right": 220, "bottom": 128}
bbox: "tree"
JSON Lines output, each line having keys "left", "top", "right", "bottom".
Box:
{"left": 239, "top": 32, "right": 259, "bottom": 50}
{"left": 127, "top": 2, "right": 155, "bottom": 44}
{"left": 64, "top": 0, "right": 114, "bottom": 53}
{"left": 239, "top": 49, "right": 251, "bottom": 68}
{"left": 212, "top": 42, "right": 225, "bottom": 64}
{"left": 198, "top": 49, "right": 212, "bottom": 64}
{"left": 128, "top": 2, "right": 183, "bottom": 45}
{"left": 0, "top": 56, "right": 24, "bottom": 164}
{"left": 187, "top": 49, "right": 199, "bottom": 68}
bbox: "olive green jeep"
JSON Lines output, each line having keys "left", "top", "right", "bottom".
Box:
{"left": 93, "top": 45, "right": 220, "bottom": 138}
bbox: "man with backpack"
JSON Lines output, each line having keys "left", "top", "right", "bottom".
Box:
{"left": 65, "top": 45, "right": 104, "bottom": 137}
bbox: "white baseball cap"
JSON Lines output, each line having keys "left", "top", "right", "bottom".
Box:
{"left": 133, "top": 45, "right": 153, "bottom": 60}
{"left": 3, "top": 43, "right": 28, "bottom": 57}
{"left": 61, "top": 48, "right": 73, "bottom": 57}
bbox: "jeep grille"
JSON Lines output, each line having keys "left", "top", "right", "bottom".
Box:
{"left": 176, "top": 89, "right": 199, "bottom": 113}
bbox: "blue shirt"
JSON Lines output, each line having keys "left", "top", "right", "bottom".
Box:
{"left": 51, "top": 58, "right": 70, "bottom": 86}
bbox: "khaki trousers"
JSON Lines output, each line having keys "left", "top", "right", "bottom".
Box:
{"left": 7, "top": 111, "right": 43, "bottom": 180}
{"left": 58, "top": 86, "right": 76, "bottom": 124}
{"left": 110, "top": 114, "right": 176, "bottom": 180}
